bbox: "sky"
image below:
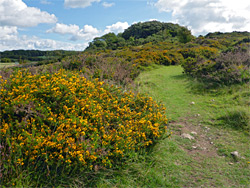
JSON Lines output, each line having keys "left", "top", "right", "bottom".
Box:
{"left": 0, "top": 0, "right": 250, "bottom": 51}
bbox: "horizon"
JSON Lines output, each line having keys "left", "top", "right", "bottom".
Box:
{"left": 1, "top": 0, "right": 250, "bottom": 51}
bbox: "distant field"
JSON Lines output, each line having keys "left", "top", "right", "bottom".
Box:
{"left": 0, "top": 63, "right": 17, "bottom": 68}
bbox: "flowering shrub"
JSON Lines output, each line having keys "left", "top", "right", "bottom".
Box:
{"left": 0, "top": 69, "right": 168, "bottom": 184}
{"left": 181, "top": 45, "right": 250, "bottom": 86}
{"left": 61, "top": 54, "right": 139, "bottom": 88}
{"left": 115, "top": 45, "right": 183, "bottom": 67}
{"left": 178, "top": 46, "right": 218, "bottom": 59}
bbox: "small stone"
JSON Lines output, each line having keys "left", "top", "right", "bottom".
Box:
{"left": 231, "top": 151, "right": 240, "bottom": 158}
{"left": 191, "top": 131, "right": 197, "bottom": 135}
{"left": 205, "top": 127, "right": 210, "bottom": 131}
{"left": 210, "top": 142, "right": 214, "bottom": 145}
{"left": 181, "top": 133, "right": 194, "bottom": 140}
{"left": 229, "top": 162, "right": 234, "bottom": 165}
{"left": 174, "top": 162, "right": 180, "bottom": 166}
{"left": 190, "top": 102, "right": 195, "bottom": 105}
{"left": 192, "top": 146, "right": 197, "bottom": 149}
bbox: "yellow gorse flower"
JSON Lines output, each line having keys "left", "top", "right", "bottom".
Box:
{"left": 0, "top": 68, "right": 168, "bottom": 172}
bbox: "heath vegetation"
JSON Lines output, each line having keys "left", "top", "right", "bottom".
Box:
{"left": 0, "top": 21, "right": 249, "bottom": 187}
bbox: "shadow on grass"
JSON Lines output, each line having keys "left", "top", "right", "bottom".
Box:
{"left": 184, "top": 77, "right": 233, "bottom": 96}
{"left": 170, "top": 73, "right": 187, "bottom": 80}
{"left": 216, "top": 109, "right": 250, "bottom": 134}
{"left": 170, "top": 73, "right": 225, "bottom": 96}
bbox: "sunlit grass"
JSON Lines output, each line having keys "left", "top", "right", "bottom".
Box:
{"left": 0, "top": 63, "right": 17, "bottom": 68}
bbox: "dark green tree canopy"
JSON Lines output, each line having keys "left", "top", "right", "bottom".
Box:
{"left": 85, "top": 21, "right": 194, "bottom": 51}
{"left": 121, "top": 21, "right": 187, "bottom": 40}
{"left": 177, "top": 27, "right": 193, "bottom": 43}
{"left": 86, "top": 32, "right": 126, "bottom": 51}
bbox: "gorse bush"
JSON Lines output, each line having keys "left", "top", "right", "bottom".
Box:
{"left": 0, "top": 69, "right": 168, "bottom": 185}
{"left": 115, "top": 45, "right": 183, "bottom": 67}
{"left": 178, "top": 46, "right": 218, "bottom": 59}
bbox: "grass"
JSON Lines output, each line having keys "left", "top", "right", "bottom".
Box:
{"left": 134, "top": 65, "right": 250, "bottom": 187}
{"left": 136, "top": 65, "right": 213, "bottom": 122}
{"left": 0, "top": 63, "right": 17, "bottom": 68}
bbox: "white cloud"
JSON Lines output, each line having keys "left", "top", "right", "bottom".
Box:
{"left": 104, "top": 22, "right": 129, "bottom": 34}
{"left": 0, "top": 26, "right": 87, "bottom": 51}
{"left": 149, "top": 19, "right": 158, "bottom": 21}
{"left": 102, "top": 2, "right": 115, "bottom": 8}
{"left": 1, "top": 21, "right": 130, "bottom": 51}
{"left": 33, "top": 38, "right": 87, "bottom": 50}
{"left": 0, "top": 0, "right": 57, "bottom": 27}
{"left": 47, "top": 21, "right": 129, "bottom": 42}
{"left": 64, "top": 0, "right": 100, "bottom": 8}
{"left": 47, "top": 23, "right": 100, "bottom": 41}
{"left": 47, "top": 23, "right": 80, "bottom": 35}
{"left": 154, "top": 0, "right": 250, "bottom": 35}
{"left": 71, "top": 25, "right": 100, "bottom": 41}
{"left": 0, "top": 26, "right": 18, "bottom": 39}
{"left": 0, "top": 33, "right": 88, "bottom": 51}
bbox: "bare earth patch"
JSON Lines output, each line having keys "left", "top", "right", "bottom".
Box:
{"left": 170, "top": 121, "right": 219, "bottom": 161}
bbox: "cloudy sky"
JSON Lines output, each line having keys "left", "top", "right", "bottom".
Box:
{"left": 1, "top": 0, "right": 250, "bottom": 51}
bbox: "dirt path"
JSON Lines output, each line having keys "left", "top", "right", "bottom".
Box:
{"left": 170, "top": 121, "right": 219, "bottom": 161}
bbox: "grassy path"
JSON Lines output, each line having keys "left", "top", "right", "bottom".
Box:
{"left": 133, "top": 65, "right": 250, "bottom": 187}
{"left": 137, "top": 65, "right": 211, "bottom": 121}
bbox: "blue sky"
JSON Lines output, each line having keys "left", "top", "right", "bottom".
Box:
{"left": 0, "top": 0, "right": 250, "bottom": 51}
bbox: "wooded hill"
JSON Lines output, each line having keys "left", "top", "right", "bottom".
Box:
{"left": 86, "top": 21, "right": 193, "bottom": 51}
{"left": 85, "top": 21, "right": 249, "bottom": 52}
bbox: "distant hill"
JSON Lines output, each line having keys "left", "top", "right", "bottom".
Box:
{"left": 205, "top": 31, "right": 250, "bottom": 39}
{"left": 85, "top": 21, "right": 193, "bottom": 51}
{"left": 0, "top": 50, "right": 79, "bottom": 63}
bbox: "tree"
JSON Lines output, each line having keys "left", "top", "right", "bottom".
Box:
{"left": 1, "top": 58, "right": 12, "bottom": 63}
{"left": 177, "top": 27, "right": 193, "bottom": 43}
